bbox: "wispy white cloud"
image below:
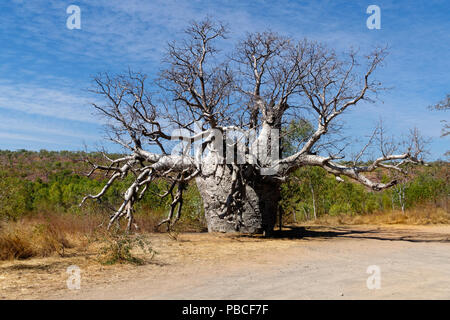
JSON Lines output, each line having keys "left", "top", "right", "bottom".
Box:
{"left": 0, "top": 79, "right": 98, "bottom": 123}
{"left": 0, "top": 112, "right": 100, "bottom": 140}
{"left": 0, "top": 131, "right": 77, "bottom": 146}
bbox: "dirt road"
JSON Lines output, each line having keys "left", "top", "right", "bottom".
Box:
{"left": 3, "top": 225, "right": 450, "bottom": 299}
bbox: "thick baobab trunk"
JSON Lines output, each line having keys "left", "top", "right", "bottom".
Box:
{"left": 195, "top": 157, "right": 281, "bottom": 234}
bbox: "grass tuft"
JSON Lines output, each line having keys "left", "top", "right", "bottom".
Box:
{"left": 0, "top": 220, "right": 71, "bottom": 260}
{"left": 96, "top": 230, "right": 155, "bottom": 265}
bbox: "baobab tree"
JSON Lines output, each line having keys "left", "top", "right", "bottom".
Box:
{"left": 82, "top": 18, "right": 424, "bottom": 234}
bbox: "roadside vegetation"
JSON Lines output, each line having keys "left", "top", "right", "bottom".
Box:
{"left": 0, "top": 149, "right": 448, "bottom": 262}
{"left": 280, "top": 164, "right": 449, "bottom": 224}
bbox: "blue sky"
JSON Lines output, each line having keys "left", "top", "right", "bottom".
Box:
{"left": 0, "top": 0, "right": 448, "bottom": 159}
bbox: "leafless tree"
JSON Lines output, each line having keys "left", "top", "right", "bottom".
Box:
{"left": 429, "top": 94, "right": 449, "bottom": 136}
{"left": 82, "top": 18, "right": 424, "bottom": 234}
{"left": 429, "top": 94, "right": 450, "bottom": 111}
{"left": 429, "top": 94, "right": 449, "bottom": 157}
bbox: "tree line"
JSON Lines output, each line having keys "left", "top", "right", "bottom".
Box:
{"left": 0, "top": 150, "right": 447, "bottom": 223}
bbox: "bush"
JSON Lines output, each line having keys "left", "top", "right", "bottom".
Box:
{"left": 0, "top": 221, "right": 71, "bottom": 260}
{"left": 281, "top": 164, "right": 449, "bottom": 222}
{"left": 97, "top": 230, "right": 155, "bottom": 265}
{"left": 0, "top": 175, "right": 32, "bottom": 219}
{"left": 0, "top": 232, "right": 34, "bottom": 260}
{"left": 329, "top": 203, "right": 352, "bottom": 216}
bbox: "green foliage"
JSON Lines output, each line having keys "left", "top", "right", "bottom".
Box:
{"left": 0, "top": 150, "right": 447, "bottom": 225}
{"left": 281, "top": 164, "right": 449, "bottom": 222}
{"left": 279, "top": 122, "right": 449, "bottom": 221}
{"left": 281, "top": 119, "right": 314, "bottom": 157}
{"left": 0, "top": 150, "right": 204, "bottom": 226}
{"left": 0, "top": 173, "right": 33, "bottom": 219}
{"left": 390, "top": 167, "right": 449, "bottom": 210}
{"left": 97, "top": 230, "right": 155, "bottom": 265}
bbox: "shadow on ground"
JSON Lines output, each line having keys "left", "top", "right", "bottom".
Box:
{"left": 266, "top": 225, "right": 450, "bottom": 243}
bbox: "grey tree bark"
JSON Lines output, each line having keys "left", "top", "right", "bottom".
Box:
{"left": 195, "top": 159, "right": 280, "bottom": 233}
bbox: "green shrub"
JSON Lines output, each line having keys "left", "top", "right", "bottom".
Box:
{"left": 0, "top": 176, "right": 32, "bottom": 219}
{"left": 97, "top": 230, "right": 155, "bottom": 265}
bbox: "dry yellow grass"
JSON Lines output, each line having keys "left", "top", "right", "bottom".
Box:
{"left": 0, "top": 220, "right": 73, "bottom": 260}
{"left": 1, "top": 204, "right": 448, "bottom": 262}
{"left": 308, "top": 206, "right": 450, "bottom": 226}
{"left": 0, "top": 211, "right": 203, "bottom": 262}
{"left": 0, "top": 212, "right": 109, "bottom": 261}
